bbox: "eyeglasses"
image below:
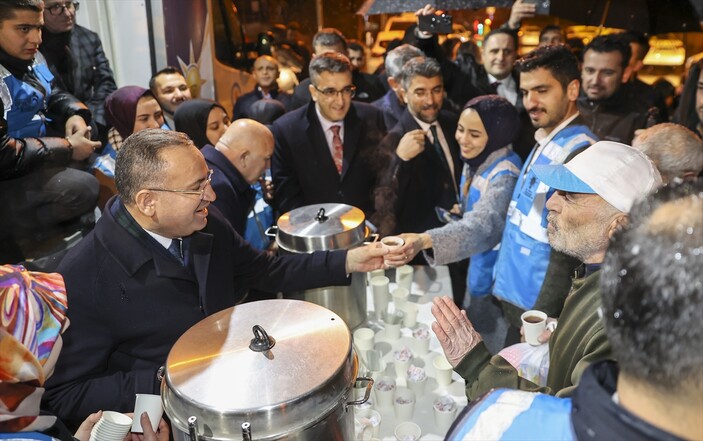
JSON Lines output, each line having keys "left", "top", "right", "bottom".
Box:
{"left": 147, "top": 169, "right": 214, "bottom": 201}
{"left": 313, "top": 84, "right": 356, "bottom": 99}
{"left": 46, "top": 1, "right": 79, "bottom": 15}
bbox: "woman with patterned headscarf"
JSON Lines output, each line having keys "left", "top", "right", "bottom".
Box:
{"left": 0, "top": 265, "right": 168, "bottom": 440}
{"left": 385, "top": 95, "right": 523, "bottom": 314}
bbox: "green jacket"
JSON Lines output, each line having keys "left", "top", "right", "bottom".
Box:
{"left": 456, "top": 270, "right": 613, "bottom": 400}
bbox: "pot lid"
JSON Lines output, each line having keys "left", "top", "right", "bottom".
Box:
{"left": 162, "top": 300, "right": 355, "bottom": 439}
{"left": 276, "top": 203, "right": 366, "bottom": 252}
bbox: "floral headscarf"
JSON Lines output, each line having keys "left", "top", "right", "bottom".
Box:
{"left": 0, "top": 265, "right": 68, "bottom": 433}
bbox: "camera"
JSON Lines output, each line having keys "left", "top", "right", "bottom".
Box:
{"left": 418, "top": 13, "right": 453, "bottom": 34}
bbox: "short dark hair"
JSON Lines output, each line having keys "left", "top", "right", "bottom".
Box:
{"left": 347, "top": 39, "right": 364, "bottom": 53}
{"left": 0, "top": 0, "right": 41, "bottom": 22}
{"left": 312, "top": 28, "right": 347, "bottom": 53}
{"left": 308, "top": 51, "right": 352, "bottom": 85}
{"left": 584, "top": 34, "right": 632, "bottom": 70}
{"left": 115, "top": 129, "right": 194, "bottom": 204}
{"left": 539, "top": 25, "right": 564, "bottom": 42}
{"left": 149, "top": 66, "right": 184, "bottom": 93}
{"left": 483, "top": 28, "right": 518, "bottom": 51}
{"left": 619, "top": 30, "right": 650, "bottom": 61}
{"left": 601, "top": 180, "right": 703, "bottom": 394}
{"left": 399, "top": 57, "right": 441, "bottom": 90}
{"left": 515, "top": 45, "right": 580, "bottom": 90}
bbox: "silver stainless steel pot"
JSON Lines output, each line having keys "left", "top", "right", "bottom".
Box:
{"left": 266, "top": 203, "right": 375, "bottom": 329}
{"left": 162, "top": 299, "right": 372, "bottom": 441}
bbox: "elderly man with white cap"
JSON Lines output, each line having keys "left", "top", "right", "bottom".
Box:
{"left": 431, "top": 140, "right": 662, "bottom": 400}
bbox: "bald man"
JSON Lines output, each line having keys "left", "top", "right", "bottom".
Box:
{"left": 202, "top": 119, "right": 274, "bottom": 236}
{"left": 232, "top": 55, "right": 291, "bottom": 120}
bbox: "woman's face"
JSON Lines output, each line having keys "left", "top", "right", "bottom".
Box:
{"left": 133, "top": 96, "right": 164, "bottom": 133}
{"left": 206, "top": 107, "right": 231, "bottom": 145}
{"left": 455, "top": 108, "right": 488, "bottom": 160}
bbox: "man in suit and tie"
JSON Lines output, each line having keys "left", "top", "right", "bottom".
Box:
{"left": 271, "top": 52, "right": 387, "bottom": 218}
{"left": 372, "top": 44, "right": 424, "bottom": 130}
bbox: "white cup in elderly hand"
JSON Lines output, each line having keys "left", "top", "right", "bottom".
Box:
{"left": 132, "top": 393, "right": 163, "bottom": 433}
{"left": 521, "top": 310, "right": 556, "bottom": 346}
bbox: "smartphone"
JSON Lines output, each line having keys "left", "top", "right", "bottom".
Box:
{"left": 524, "top": 0, "right": 550, "bottom": 16}
{"left": 418, "top": 13, "right": 453, "bottom": 34}
{"left": 435, "top": 207, "right": 461, "bottom": 224}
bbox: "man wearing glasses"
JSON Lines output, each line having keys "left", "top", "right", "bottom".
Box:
{"left": 271, "top": 51, "right": 387, "bottom": 218}
{"left": 43, "top": 129, "right": 389, "bottom": 428}
{"left": 40, "top": 0, "right": 117, "bottom": 141}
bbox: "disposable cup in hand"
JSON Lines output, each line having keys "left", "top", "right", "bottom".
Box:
{"left": 433, "top": 354, "right": 453, "bottom": 387}
{"left": 380, "top": 235, "right": 404, "bottom": 251}
{"left": 393, "top": 388, "right": 416, "bottom": 421}
{"left": 394, "top": 421, "right": 421, "bottom": 441}
{"left": 132, "top": 393, "right": 163, "bottom": 433}
{"left": 396, "top": 265, "right": 414, "bottom": 292}
{"left": 521, "top": 310, "right": 548, "bottom": 346}
{"left": 433, "top": 396, "right": 457, "bottom": 432}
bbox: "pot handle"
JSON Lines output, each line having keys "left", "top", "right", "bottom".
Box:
{"left": 187, "top": 416, "right": 200, "bottom": 441}
{"left": 345, "top": 376, "right": 374, "bottom": 409}
{"left": 264, "top": 225, "right": 278, "bottom": 238}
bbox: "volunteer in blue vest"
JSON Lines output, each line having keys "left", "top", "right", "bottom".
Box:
{"left": 0, "top": 0, "right": 100, "bottom": 261}
{"left": 386, "top": 95, "right": 522, "bottom": 316}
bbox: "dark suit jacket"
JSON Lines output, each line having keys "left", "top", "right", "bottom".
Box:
{"left": 232, "top": 87, "right": 291, "bottom": 120}
{"left": 202, "top": 144, "right": 255, "bottom": 235}
{"left": 43, "top": 197, "right": 349, "bottom": 427}
{"left": 372, "top": 90, "right": 405, "bottom": 131}
{"left": 40, "top": 24, "right": 117, "bottom": 129}
{"left": 375, "top": 109, "right": 462, "bottom": 236}
{"left": 271, "top": 101, "right": 387, "bottom": 217}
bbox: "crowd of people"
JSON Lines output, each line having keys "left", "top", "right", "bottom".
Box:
{"left": 1, "top": 0, "right": 702, "bottom": 440}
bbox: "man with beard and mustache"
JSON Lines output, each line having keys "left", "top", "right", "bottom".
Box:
{"left": 42, "top": 129, "right": 389, "bottom": 428}
{"left": 431, "top": 141, "right": 662, "bottom": 400}
{"left": 490, "top": 45, "right": 598, "bottom": 341}
{"left": 373, "top": 56, "right": 467, "bottom": 302}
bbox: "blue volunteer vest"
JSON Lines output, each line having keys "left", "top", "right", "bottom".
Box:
{"left": 492, "top": 124, "right": 596, "bottom": 310}
{"left": 448, "top": 389, "right": 575, "bottom": 440}
{"left": 0, "top": 55, "right": 54, "bottom": 138}
{"left": 460, "top": 148, "right": 522, "bottom": 296}
{"left": 243, "top": 181, "right": 274, "bottom": 250}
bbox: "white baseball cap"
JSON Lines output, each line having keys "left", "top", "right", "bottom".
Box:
{"left": 533, "top": 141, "right": 662, "bottom": 213}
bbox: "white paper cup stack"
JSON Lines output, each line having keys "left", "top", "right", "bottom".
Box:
{"left": 90, "top": 411, "right": 132, "bottom": 441}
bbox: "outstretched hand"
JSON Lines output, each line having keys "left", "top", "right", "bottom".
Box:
{"left": 431, "top": 296, "right": 482, "bottom": 367}
{"left": 346, "top": 242, "right": 389, "bottom": 273}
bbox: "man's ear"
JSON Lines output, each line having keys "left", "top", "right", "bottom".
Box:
{"left": 567, "top": 79, "right": 580, "bottom": 101}
{"left": 134, "top": 190, "right": 157, "bottom": 217}
{"left": 308, "top": 83, "right": 318, "bottom": 103}
{"left": 607, "top": 213, "right": 629, "bottom": 239}
{"left": 388, "top": 76, "right": 398, "bottom": 90}
{"left": 398, "top": 87, "right": 407, "bottom": 105}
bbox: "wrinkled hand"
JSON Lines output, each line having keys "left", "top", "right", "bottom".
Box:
{"left": 507, "top": 0, "right": 536, "bottom": 29}
{"left": 128, "top": 413, "right": 170, "bottom": 441}
{"left": 396, "top": 129, "right": 426, "bottom": 161}
{"left": 431, "top": 296, "right": 482, "bottom": 367}
{"left": 68, "top": 125, "right": 102, "bottom": 160}
{"left": 346, "top": 242, "right": 388, "bottom": 273}
{"left": 520, "top": 317, "right": 558, "bottom": 344}
{"left": 74, "top": 410, "right": 102, "bottom": 441}
{"left": 384, "top": 233, "right": 430, "bottom": 267}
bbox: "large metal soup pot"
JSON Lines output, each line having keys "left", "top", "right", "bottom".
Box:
{"left": 162, "top": 299, "right": 372, "bottom": 441}
{"left": 268, "top": 203, "right": 372, "bottom": 329}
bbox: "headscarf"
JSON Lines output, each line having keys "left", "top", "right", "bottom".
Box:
{"left": 0, "top": 265, "right": 68, "bottom": 432}
{"left": 105, "top": 86, "right": 154, "bottom": 139}
{"left": 462, "top": 95, "right": 521, "bottom": 168}
{"left": 248, "top": 99, "right": 286, "bottom": 126}
{"left": 174, "top": 99, "right": 227, "bottom": 148}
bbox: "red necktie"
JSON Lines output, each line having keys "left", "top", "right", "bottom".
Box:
{"left": 330, "top": 125, "right": 343, "bottom": 174}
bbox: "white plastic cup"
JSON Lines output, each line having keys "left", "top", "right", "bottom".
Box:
{"left": 366, "top": 410, "right": 382, "bottom": 437}
{"left": 396, "top": 265, "right": 414, "bottom": 292}
{"left": 521, "top": 310, "right": 548, "bottom": 346}
{"left": 90, "top": 411, "right": 132, "bottom": 441}
{"left": 393, "top": 388, "right": 416, "bottom": 421}
{"left": 393, "top": 347, "right": 413, "bottom": 379}
{"left": 132, "top": 394, "right": 163, "bottom": 432}
{"left": 371, "top": 276, "right": 390, "bottom": 315}
{"left": 373, "top": 375, "right": 396, "bottom": 409}
{"left": 433, "top": 396, "right": 457, "bottom": 433}
{"left": 381, "top": 236, "right": 405, "bottom": 267}
{"left": 433, "top": 354, "right": 454, "bottom": 387}
{"left": 392, "top": 287, "right": 410, "bottom": 309}
{"left": 411, "top": 325, "right": 431, "bottom": 356}
{"left": 402, "top": 303, "right": 419, "bottom": 328}
{"left": 382, "top": 309, "right": 404, "bottom": 340}
{"left": 368, "top": 268, "right": 385, "bottom": 284}
{"left": 394, "top": 421, "right": 422, "bottom": 441}
{"left": 354, "top": 327, "right": 376, "bottom": 353}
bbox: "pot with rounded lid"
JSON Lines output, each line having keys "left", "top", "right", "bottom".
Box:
{"left": 163, "top": 299, "right": 372, "bottom": 441}
{"left": 267, "top": 203, "right": 374, "bottom": 329}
